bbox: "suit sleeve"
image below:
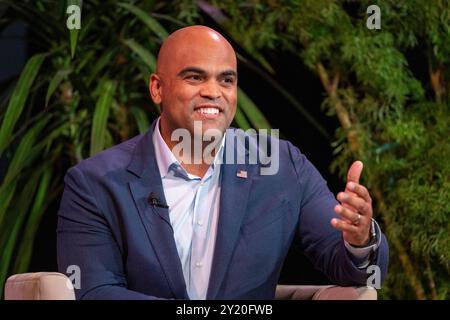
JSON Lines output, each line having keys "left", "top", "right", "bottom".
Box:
{"left": 57, "top": 166, "right": 168, "bottom": 300}
{"left": 286, "top": 142, "right": 389, "bottom": 286}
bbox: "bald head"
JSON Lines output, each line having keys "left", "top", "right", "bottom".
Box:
{"left": 149, "top": 25, "right": 238, "bottom": 146}
{"left": 156, "top": 25, "right": 236, "bottom": 75}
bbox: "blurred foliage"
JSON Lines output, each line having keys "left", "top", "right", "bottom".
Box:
{"left": 201, "top": 0, "right": 449, "bottom": 299}
{"left": 0, "top": 0, "right": 449, "bottom": 300}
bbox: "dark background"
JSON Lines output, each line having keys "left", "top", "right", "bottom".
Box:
{"left": 1, "top": 20, "right": 344, "bottom": 285}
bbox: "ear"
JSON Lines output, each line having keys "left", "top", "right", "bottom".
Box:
{"left": 149, "top": 73, "right": 162, "bottom": 105}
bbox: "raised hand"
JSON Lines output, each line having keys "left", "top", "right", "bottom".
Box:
{"left": 331, "top": 161, "right": 373, "bottom": 246}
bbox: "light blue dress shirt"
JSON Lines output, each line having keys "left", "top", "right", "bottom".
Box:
{"left": 152, "top": 118, "right": 224, "bottom": 299}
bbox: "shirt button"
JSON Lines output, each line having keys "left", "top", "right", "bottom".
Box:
{"left": 200, "top": 181, "right": 204, "bottom": 186}
{"left": 195, "top": 262, "right": 203, "bottom": 268}
{"left": 197, "top": 220, "right": 203, "bottom": 226}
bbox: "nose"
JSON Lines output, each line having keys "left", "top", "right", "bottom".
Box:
{"left": 199, "top": 79, "right": 221, "bottom": 100}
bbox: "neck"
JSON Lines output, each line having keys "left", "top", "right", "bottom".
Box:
{"left": 159, "top": 122, "right": 222, "bottom": 178}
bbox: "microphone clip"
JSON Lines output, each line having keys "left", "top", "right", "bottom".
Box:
{"left": 147, "top": 192, "right": 169, "bottom": 209}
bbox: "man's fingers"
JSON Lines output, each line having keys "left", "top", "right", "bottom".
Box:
{"left": 332, "top": 217, "right": 371, "bottom": 246}
{"left": 334, "top": 204, "right": 363, "bottom": 223}
{"left": 346, "top": 160, "right": 363, "bottom": 184}
{"left": 336, "top": 192, "right": 371, "bottom": 215}
{"left": 331, "top": 218, "right": 358, "bottom": 233}
{"left": 346, "top": 182, "right": 372, "bottom": 204}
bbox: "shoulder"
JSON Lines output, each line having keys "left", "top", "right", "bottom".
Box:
{"left": 66, "top": 133, "right": 144, "bottom": 180}
{"left": 225, "top": 127, "right": 294, "bottom": 154}
{"left": 225, "top": 127, "right": 308, "bottom": 177}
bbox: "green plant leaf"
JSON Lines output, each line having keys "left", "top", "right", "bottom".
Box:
{"left": 90, "top": 80, "right": 116, "bottom": 156}
{"left": 45, "top": 68, "right": 72, "bottom": 107}
{"left": 233, "top": 106, "right": 251, "bottom": 130}
{"left": 0, "top": 181, "right": 17, "bottom": 228}
{"left": 0, "top": 117, "right": 48, "bottom": 196}
{"left": 118, "top": 2, "right": 169, "bottom": 41}
{"left": 86, "top": 49, "right": 117, "bottom": 85}
{"left": 0, "top": 117, "right": 68, "bottom": 225}
{"left": 0, "top": 119, "right": 67, "bottom": 294}
{"left": 129, "top": 107, "right": 151, "bottom": 134}
{"left": 0, "top": 53, "right": 45, "bottom": 155}
{"left": 237, "top": 87, "right": 271, "bottom": 129}
{"left": 0, "top": 167, "right": 42, "bottom": 298}
{"left": 75, "top": 49, "right": 95, "bottom": 74}
{"left": 30, "top": 121, "right": 70, "bottom": 160}
{"left": 196, "top": 2, "right": 274, "bottom": 74}
{"left": 13, "top": 167, "right": 54, "bottom": 274}
{"left": 123, "top": 38, "right": 157, "bottom": 72}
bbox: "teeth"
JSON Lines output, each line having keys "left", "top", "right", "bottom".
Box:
{"left": 197, "top": 107, "right": 219, "bottom": 115}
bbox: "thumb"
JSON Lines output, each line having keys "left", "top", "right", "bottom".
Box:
{"left": 347, "top": 160, "right": 364, "bottom": 185}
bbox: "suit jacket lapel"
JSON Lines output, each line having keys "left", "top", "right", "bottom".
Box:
{"left": 207, "top": 131, "right": 256, "bottom": 299}
{"left": 127, "top": 120, "right": 188, "bottom": 299}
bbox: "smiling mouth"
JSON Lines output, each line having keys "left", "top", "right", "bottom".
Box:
{"left": 194, "top": 105, "right": 222, "bottom": 116}
{"left": 196, "top": 107, "right": 219, "bottom": 115}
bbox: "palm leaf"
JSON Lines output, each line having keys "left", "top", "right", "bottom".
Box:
{"left": 129, "top": 107, "right": 151, "bottom": 134}
{"left": 0, "top": 118, "right": 46, "bottom": 222}
{"left": 90, "top": 80, "right": 116, "bottom": 156}
{"left": 195, "top": 1, "right": 274, "bottom": 74}
{"left": 13, "top": 167, "right": 54, "bottom": 274}
{"left": 86, "top": 49, "right": 117, "bottom": 85}
{"left": 0, "top": 53, "right": 45, "bottom": 155}
{"left": 233, "top": 106, "right": 251, "bottom": 130}
{"left": 237, "top": 87, "right": 271, "bottom": 129}
{"left": 29, "top": 121, "right": 71, "bottom": 160}
{"left": 45, "top": 68, "right": 72, "bottom": 107}
{"left": 0, "top": 168, "right": 43, "bottom": 298}
{"left": 118, "top": 3, "right": 169, "bottom": 41}
{"left": 0, "top": 118, "right": 47, "bottom": 189}
{"left": 75, "top": 49, "right": 95, "bottom": 74}
{"left": 0, "top": 181, "right": 17, "bottom": 229}
{"left": 123, "top": 38, "right": 157, "bottom": 72}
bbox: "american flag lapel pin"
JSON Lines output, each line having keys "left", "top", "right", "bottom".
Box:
{"left": 236, "top": 170, "right": 248, "bottom": 179}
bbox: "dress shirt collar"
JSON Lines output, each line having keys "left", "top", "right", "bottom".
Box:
{"left": 152, "top": 117, "right": 225, "bottom": 179}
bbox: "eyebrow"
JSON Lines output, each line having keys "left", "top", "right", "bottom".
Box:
{"left": 177, "top": 67, "right": 238, "bottom": 78}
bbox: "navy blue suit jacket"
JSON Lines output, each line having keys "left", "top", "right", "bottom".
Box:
{"left": 57, "top": 121, "right": 389, "bottom": 299}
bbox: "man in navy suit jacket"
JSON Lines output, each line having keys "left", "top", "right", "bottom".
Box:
{"left": 57, "top": 26, "right": 388, "bottom": 300}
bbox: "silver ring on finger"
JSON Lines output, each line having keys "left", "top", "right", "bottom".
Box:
{"left": 352, "top": 213, "right": 361, "bottom": 226}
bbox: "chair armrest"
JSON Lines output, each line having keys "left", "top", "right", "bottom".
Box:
{"left": 275, "top": 285, "right": 377, "bottom": 300}
{"left": 4, "top": 273, "right": 377, "bottom": 300}
{"left": 4, "top": 272, "right": 75, "bottom": 300}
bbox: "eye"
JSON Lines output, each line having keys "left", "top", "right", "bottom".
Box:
{"left": 222, "top": 77, "right": 235, "bottom": 85}
{"left": 186, "top": 74, "right": 202, "bottom": 81}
